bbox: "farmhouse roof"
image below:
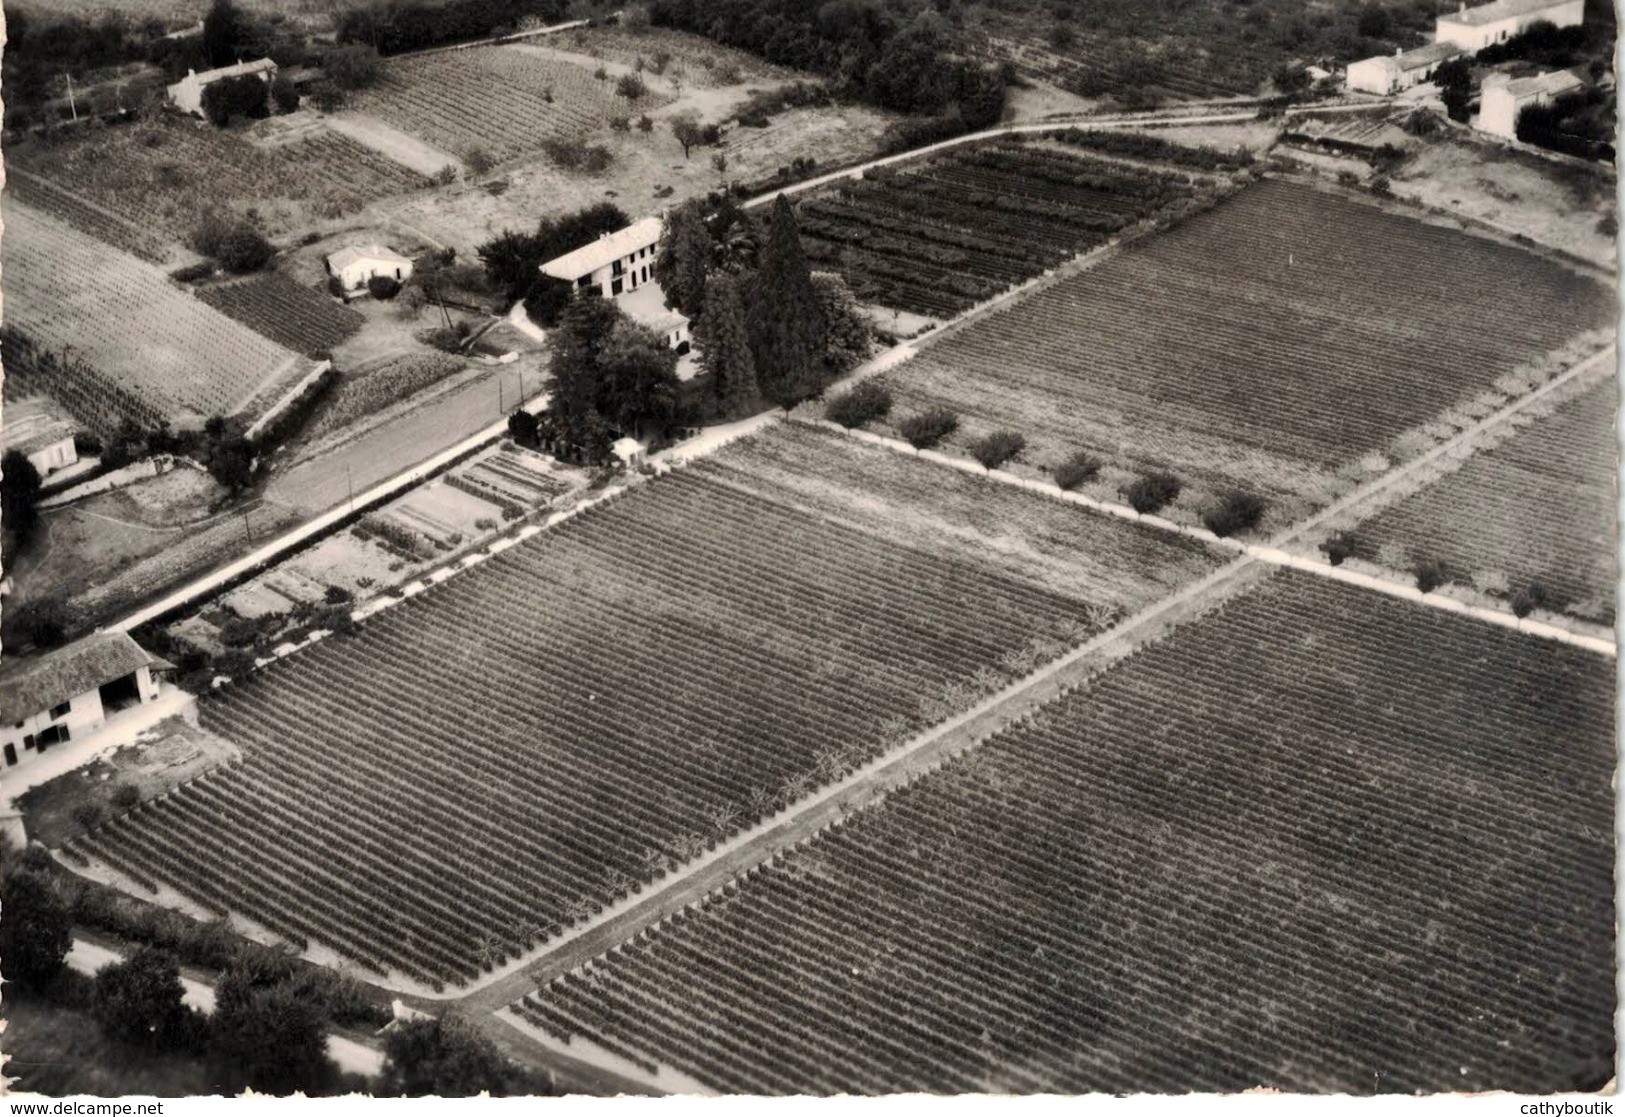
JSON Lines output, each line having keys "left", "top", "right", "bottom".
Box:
{"left": 1500, "top": 69, "right": 1583, "bottom": 98}
{"left": 187, "top": 57, "right": 278, "bottom": 83}
{"left": 327, "top": 245, "right": 413, "bottom": 272}
{"left": 0, "top": 632, "right": 170, "bottom": 725}
{"left": 0, "top": 398, "right": 76, "bottom": 458}
{"left": 1439, "top": 0, "right": 1577, "bottom": 27}
{"left": 540, "top": 218, "right": 664, "bottom": 281}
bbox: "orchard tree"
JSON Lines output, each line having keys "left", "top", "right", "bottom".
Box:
{"left": 747, "top": 196, "right": 826, "bottom": 411}
{"left": 695, "top": 274, "right": 758, "bottom": 417}
{"left": 670, "top": 112, "right": 704, "bottom": 158}
{"left": 653, "top": 200, "right": 711, "bottom": 318}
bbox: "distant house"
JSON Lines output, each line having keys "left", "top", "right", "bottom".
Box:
{"left": 0, "top": 632, "right": 173, "bottom": 771}
{"left": 1346, "top": 42, "right": 1465, "bottom": 95}
{"left": 540, "top": 216, "right": 664, "bottom": 300}
{"left": 540, "top": 218, "right": 692, "bottom": 353}
{"left": 166, "top": 58, "right": 279, "bottom": 118}
{"left": 326, "top": 245, "right": 415, "bottom": 296}
{"left": 1, "top": 398, "right": 77, "bottom": 478}
{"left": 1477, "top": 69, "right": 1584, "bottom": 136}
{"left": 1435, "top": 0, "right": 1584, "bottom": 52}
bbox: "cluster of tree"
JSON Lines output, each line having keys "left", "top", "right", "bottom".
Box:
{"left": 201, "top": 72, "right": 271, "bottom": 126}
{"left": 193, "top": 211, "right": 275, "bottom": 272}
{"left": 541, "top": 300, "right": 683, "bottom": 462}
{"left": 1517, "top": 87, "right": 1616, "bottom": 162}
{"left": 647, "top": 1, "right": 1005, "bottom": 130}
{"left": 337, "top": 0, "right": 569, "bottom": 55}
{"left": 477, "top": 203, "right": 630, "bottom": 324}
{"left": 1475, "top": 16, "right": 1613, "bottom": 71}
{"left": 146, "top": 0, "right": 316, "bottom": 83}
{"left": 656, "top": 195, "right": 872, "bottom": 420}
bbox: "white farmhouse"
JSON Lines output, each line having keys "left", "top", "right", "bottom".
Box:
{"left": 1, "top": 398, "right": 78, "bottom": 478}
{"left": 1477, "top": 69, "right": 1584, "bottom": 136}
{"left": 0, "top": 633, "right": 172, "bottom": 772}
{"left": 1435, "top": 0, "right": 1584, "bottom": 51}
{"left": 1346, "top": 42, "right": 1465, "bottom": 95}
{"left": 166, "top": 58, "right": 278, "bottom": 117}
{"left": 540, "top": 217, "right": 692, "bottom": 353}
{"left": 326, "top": 245, "right": 415, "bottom": 296}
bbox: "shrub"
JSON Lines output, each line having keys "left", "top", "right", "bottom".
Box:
{"left": 111, "top": 784, "right": 142, "bottom": 810}
{"left": 1201, "top": 490, "right": 1266, "bottom": 537}
{"left": 638, "top": 114, "right": 654, "bottom": 132}
{"left": 824, "top": 382, "right": 892, "bottom": 429}
{"left": 898, "top": 408, "right": 959, "bottom": 450}
{"left": 169, "top": 260, "right": 216, "bottom": 284}
{"left": 1320, "top": 530, "right": 1357, "bottom": 566}
{"left": 1511, "top": 582, "right": 1549, "bottom": 618}
{"left": 219, "top": 617, "right": 263, "bottom": 648}
{"left": 616, "top": 73, "right": 647, "bottom": 100}
{"left": 1125, "top": 472, "right": 1180, "bottom": 514}
{"left": 367, "top": 275, "right": 401, "bottom": 300}
{"left": 74, "top": 431, "right": 105, "bottom": 457}
{"left": 464, "top": 147, "right": 494, "bottom": 176}
{"left": 1414, "top": 558, "right": 1447, "bottom": 593}
{"left": 5, "top": 593, "right": 72, "bottom": 649}
{"left": 212, "top": 225, "right": 274, "bottom": 274}
{"left": 317, "top": 605, "right": 356, "bottom": 636}
{"left": 326, "top": 43, "right": 382, "bottom": 91}
{"left": 968, "top": 430, "right": 1025, "bottom": 472}
{"left": 1053, "top": 451, "right": 1101, "bottom": 491}
{"left": 270, "top": 76, "right": 301, "bottom": 114}
{"left": 323, "top": 585, "right": 353, "bottom": 605}
{"left": 1369, "top": 175, "right": 1393, "bottom": 198}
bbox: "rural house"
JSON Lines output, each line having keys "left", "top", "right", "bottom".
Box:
{"left": 1346, "top": 42, "right": 1465, "bottom": 95}
{"left": 1434, "top": 0, "right": 1584, "bottom": 51}
{"left": 0, "top": 632, "right": 173, "bottom": 771}
{"left": 166, "top": 58, "right": 279, "bottom": 117}
{"left": 540, "top": 218, "right": 693, "bottom": 353}
{"left": 1, "top": 398, "right": 78, "bottom": 478}
{"left": 326, "top": 245, "right": 416, "bottom": 296}
{"left": 1477, "top": 69, "right": 1584, "bottom": 136}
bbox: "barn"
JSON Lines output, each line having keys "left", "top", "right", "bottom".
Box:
{"left": 0, "top": 633, "right": 173, "bottom": 771}
{"left": 1, "top": 398, "right": 78, "bottom": 479}
{"left": 1346, "top": 42, "right": 1466, "bottom": 95}
{"left": 166, "top": 58, "right": 279, "bottom": 118}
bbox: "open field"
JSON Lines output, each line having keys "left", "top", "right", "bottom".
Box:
{"left": 74, "top": 428, "right": 1224, "bottom": 987}
{"left": 349, "top": 46, "right": 673, "bottom": 166}
{"left": 6, "top": 115, "right": 431, "bottom": 248}
{"left": 795, "top": 134, "right": 1251, "bottom": 317}
{"left": 514, "top": 572, "right": 1616, "bottom": 1094}
{"left": 549, "top": 25, "right": 794, "bottom": 89}
{"left": 1353, "top": 378, "right": 1617, "bottom": 621}
{"left": 3, "top": 202, "right": 312, "bottom": 428}
{"left": 196, "top": 274, "right": 365, "bottom": 358}
{"left": 874, "top": 178, "right": 1615, "bottom": 528}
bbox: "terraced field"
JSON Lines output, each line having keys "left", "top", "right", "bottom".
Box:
{"left": 3, "top": 201, "right": 311, "bottom": 428}
{"left": 350, "top": 45, "right": 671, "bottom": 164}
{"left": 1354, "top": 377, "right": 1618, "bottom": 620}
{"left": 513, "top": 572, "right": 1616, "bottom": 1094}
{"left": 875, "top": 179, "right": 1615, "bottom": 528}
{"left": 74, "top": 427, "right": 1223, "bottom": 987}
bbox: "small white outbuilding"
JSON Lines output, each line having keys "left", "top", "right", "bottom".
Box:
{"left": 326, "top": 245, "right": 415, "bottom": 296}
{"left": 1476, "top": 69, "right": 1584, "bottom": 137}
{"left": 167, "top": 58, "right": 278, "bottom": 118}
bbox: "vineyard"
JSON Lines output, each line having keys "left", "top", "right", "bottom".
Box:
{"left": 4, "top": 203, "right": 313, "bottom": 428}
{"left": 6, "top": 169, "right": 174, "bottom": 264}
{"left": 72, "top": 429, "right": 1222, "bottom": 986}
{"left": 796, "top": 137, "right": 1238, "bottom": 317}
{"left": 875, "top": 179, "right": 1616, "bottom": 525}
{"left": 1354, "top": 377, "right": 1617, "bottom": 620}
{"left": 303, "top": 352, "right": 471, "bottom": 442}
{"left": 197, "top": 274, "right": 365, "bottom": 357}
{"left": 513, "top": 572, "right": 1616, "bottom": 1094}
{"left": 350, "top": 46, "right": 672, "bottom": 165}
{"left": 6, "top": 117, "right": 431, "bottom": 247}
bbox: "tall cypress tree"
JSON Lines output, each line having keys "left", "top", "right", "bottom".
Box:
{"left": 696, "top": 274, "right": 758, "bottom": 418}
{"left": 654, "top": 201, "right": 711, "bottom": 318}
{"left": 747, "top": 196, "right": 825, "bottom": 411}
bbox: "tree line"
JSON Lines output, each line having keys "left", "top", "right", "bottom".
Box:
{"left": 337, "top": 0, "right": 571, "bottom": 56}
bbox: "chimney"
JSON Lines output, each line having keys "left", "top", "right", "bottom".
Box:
{"left": 1396, "top": 46, "right": 1403, "bottom": 55}
{"left": 1459, "top": 1, "right": 1466, "bottom": 12}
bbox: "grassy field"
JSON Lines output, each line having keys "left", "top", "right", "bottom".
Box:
{"left": 75, "top": 425, "right": 1224, "bottom": 988}
{"left": 873, "top": 179, "right": 1616, "bottom": 530}
{"left": 515, "top": 571, "right": 1616, "bottom": 1094}
{"left": 6, "top": 114, "right": 431, "bottom": 248}
{"left": 3, "top": 201, "right": 312, "bottom": 428}
{"left": 1353, "top": 377, "right": 1617, "bottom": 621}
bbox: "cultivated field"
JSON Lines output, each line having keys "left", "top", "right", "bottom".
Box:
{"left": 6, "top": 116, "right": 431, "bottom": 247}
{"left": 514, "top": 572, "right": 1616, "bottom": 1094}
{"left": 73, "top": 428, "right": 1223, "bottom": 987}
{"left": 797, "top": 134, "right": 1250, "bottom": 317}
{"left": 349, "top": 46, "right": 672, "bottom": 165}
{"left": 548, "top": 25, "right": 793, "bottom": 89}
{"left": 3, "top": 202, "right": 312, "bottom": 428}
{"left": 874, "top": 179, "right": 1615, "bottom": 527}
{"left": 301, "top": 352, "right": 472, "bottom": 443}
{"left": 7, "top": 169, "right": 175, "bottom": 264}
{"left": 197, "top": 274, "right": 365, "bottom": 357}
{"left": 1354, "top": 377, "right": 1617, "bottom": 620}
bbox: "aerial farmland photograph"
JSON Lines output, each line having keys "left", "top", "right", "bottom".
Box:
{"left": 0, "top": 0, "right": 1616, "bottom": 1105}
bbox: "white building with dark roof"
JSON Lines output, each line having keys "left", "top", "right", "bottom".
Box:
{"left": 1435, "top": 0, "right": 1584, "bottom": 51}
{"left": 1477, "top": 69, "right": 1585, "bottom": 136}
{"left": 1, "top": 398, "right": 78, "bottom": 478}
{"left": 1346, "top": 42, "right": 1466, "bottom": 95}
{"left": 166, "top": 57, "right": 279, "bottom": 117}
{"left": 0, "top": 632, "right": 172, "bottom": 771}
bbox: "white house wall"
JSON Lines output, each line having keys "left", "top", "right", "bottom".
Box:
{"left": 1, "top": 687, "right": 106, "bottom": 770}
